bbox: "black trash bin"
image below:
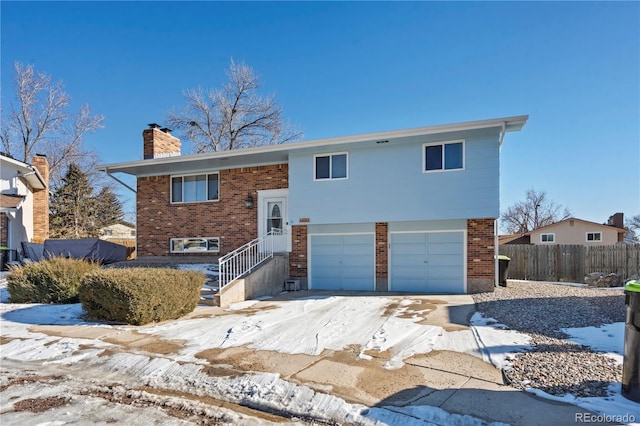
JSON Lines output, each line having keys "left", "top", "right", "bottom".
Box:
{"left": 0, "top": 247, "right": 9, "bottom": 271}
{"left": 497, "top": 255, "right": 510, "bottom": 287}
{"left": 622, "top": 280, "right": 640, "bottom": 402}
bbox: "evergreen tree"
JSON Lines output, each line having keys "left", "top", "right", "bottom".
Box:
{"left": 95, "top": 186, "right": 124, "bottom": 231}
{"left": 50, "top": 163, "right": 99, "bottom": 238}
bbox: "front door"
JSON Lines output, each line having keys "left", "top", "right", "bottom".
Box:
{"left": 258, "top": 189, "right": 290, "bottom": 252}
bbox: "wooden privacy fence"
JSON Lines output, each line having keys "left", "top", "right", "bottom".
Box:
{"left": 499, "top": 244, "right": 640, "bottom": 283}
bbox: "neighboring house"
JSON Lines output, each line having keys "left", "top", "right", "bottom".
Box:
{"left": 100, "top": 222, "right": 136, "bottom": 240}
{"left": 98, "top": 116, "right": 528, "bottom": 294}
{"left": 0, "top": 154, "right": 50, "bottom": 260}
{"left": 501, "top": 213, "right": 627, "bottom": 246}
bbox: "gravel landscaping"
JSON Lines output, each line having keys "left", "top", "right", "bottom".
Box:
{"left": 472, "top": 281, "right": 626, "bottom": 398}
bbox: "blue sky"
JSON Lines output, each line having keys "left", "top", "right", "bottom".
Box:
{"left": 2, "top": 1, "right": 639, "bottom": 227}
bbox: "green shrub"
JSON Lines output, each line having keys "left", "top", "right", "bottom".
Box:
{"left": 79, "top": 268, "right": 205, "bottom": 325}
{"left": 7, "top": 258, "right": 100, "bottom": 304}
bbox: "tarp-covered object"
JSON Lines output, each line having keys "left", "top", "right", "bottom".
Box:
{"left": 44, "top": 239, "right": 126, "bottom": 264}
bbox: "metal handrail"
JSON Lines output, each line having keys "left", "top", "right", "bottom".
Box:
{"left": 218, "top": 228, "right": 284, "bottom": 288}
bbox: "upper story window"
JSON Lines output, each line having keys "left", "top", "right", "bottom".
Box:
{"left": 171, "top": 173, "right": 219, "bottom": 203}
{"left": 423, "top": 140, "right": 464, "bottom": 172}
{"left": 541, "top": 233, "right": 555, "bottom": 243}
{"left": 586, "top": 232, "right": 602, "bottom": 242}
{"left": 314, "top": 153, "right": 348, "bottom": 180}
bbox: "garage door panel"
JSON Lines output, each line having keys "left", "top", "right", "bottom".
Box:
{"left": 391, "top": 231, "right": 464, "bottom": 293}
{"left": 310, "top": 234, "right": 374, "bottom": 291}
{"left": 342, "top": 244, "right": 373, "bottom": 256}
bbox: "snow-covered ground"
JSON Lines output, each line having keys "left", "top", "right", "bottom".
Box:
{"left": 1, "top": 267, "right": 639, "bottom": 425}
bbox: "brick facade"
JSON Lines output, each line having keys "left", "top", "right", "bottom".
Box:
{"left": 143, "top": 126, "right": 181, "bottom": 159}
{"left": 289, "top": 225, "right": 308, "bottom": 280}
{"left": 0, "top": 214, "right": 7, "bottom": 247}
{"left": 467, "top": 218, "right": 496, "bottom": 293}
{"left": 31, "top": 155, "right": 49, "bottom": 243}
{"left": 375, "top": 222, "right": 388, "bottom": 291}
{"left": 136, "top": 164, "right": 288, "bottom": 257}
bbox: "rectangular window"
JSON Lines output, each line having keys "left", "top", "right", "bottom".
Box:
{"left": 314, "top": 153, "right": 348, "bottom": 180}
{"left": 541, "top": 233, "right": 555, "bottom": 243}
{"left": 171, "top": 173, "right": 219, "bottom": 203}
{"left": 423, "top": 140, "right": 464, "bottom": 172}
{"left": 586, "top": 232, "right": 602, "bottom": 242}
{"left": 170, "top": 237, "right": 220, "bottom": 253}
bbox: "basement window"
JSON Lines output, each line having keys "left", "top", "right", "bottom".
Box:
{"left": 170, "top": 237, "right": 220, "bottom": 253}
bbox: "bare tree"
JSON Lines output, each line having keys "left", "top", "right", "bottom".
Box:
{"left": 501, "top": 189, "right": 572, "bottom": 234}
{"left": 167, "top": 59, "right": 301, "bottom": 153}
{"left": 1, "top": 62, "right": 104, "bottom": 187}
{"left": 626, "top": 214, "right": 640, "bottom": 242}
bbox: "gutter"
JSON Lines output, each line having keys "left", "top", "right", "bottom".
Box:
{"left": 103, "top": 168, "right": 137, "bottom": 193}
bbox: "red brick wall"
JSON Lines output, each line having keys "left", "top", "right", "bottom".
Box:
{"left": 289, "top": 225, "right": 308, "bottom": 278}
{"left": 136, "top": 164, "right": 288, "bottom": 257}
{"left": 31, "top": 155, "right": 49, "bottom": 242}
{"left": 375, "top": 222, "right": 388, "bottom": 279}
{"left": 0, "top": 214, "right": 7, "bottom": 247}
{"left": 143, "top": 128, "right": 181, "bottom": 159}
{"left": 467, "top": 218, "right": 495, "bottom": 280}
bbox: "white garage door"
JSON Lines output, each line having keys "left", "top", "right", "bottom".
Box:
{"left": 310, "top": 234, "right": 375, "bottom": 291}
{"left": 390, "top": 231, "right": 464, "bottom": 293}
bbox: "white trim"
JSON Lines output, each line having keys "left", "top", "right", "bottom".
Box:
{"left": 422, "top": 139, "right": 465, "bottom": 173}
{"left": 97, "top": 115, "right": 528, "bottom": 176}
{"left": 388, "top": 229, "right": 467, "bottom": 293}
{"left": 586, "top": 231, "right": 602, "bottom": 242}
{"left": 258, "top": 189, "right": 290, "bottom": 251}
{"left": 307, "top": 231, "right": 376, "bottom": 291}
{"left": 170, "top": 171, "right": 220, "bottom": 204}
{"left": 313, "top": 152, "right": 349, "bottom": 181}
{"left": 540, "top": 233, "right": 555, "bottom": 243}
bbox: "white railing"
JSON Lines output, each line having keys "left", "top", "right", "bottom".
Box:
{"left": 218, "top": 228, "right": 285, "bottom": 288}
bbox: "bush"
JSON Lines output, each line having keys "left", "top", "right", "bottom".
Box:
{"left": 79, "top": 268, "right": 205, "bottom": 325}
{"left": 7, "top": 258, "right": 100, "bottom": 304}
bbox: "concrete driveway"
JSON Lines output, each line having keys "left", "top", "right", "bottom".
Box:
{"left": 13, "top": 290, "right": 605, "bottom": 425}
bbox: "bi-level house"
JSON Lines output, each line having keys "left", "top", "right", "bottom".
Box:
{"left": 98, "top": 116, "right": 528, "bottom": 295}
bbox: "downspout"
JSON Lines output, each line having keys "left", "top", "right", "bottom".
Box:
{"left": 496, "top": 122, "right": 507, "bottom": 287}
{"left": 498, "top": 121, "right": 507, "bottom": 149}
{"left": 103, "top": 168, "right": 136, "bottom": 193}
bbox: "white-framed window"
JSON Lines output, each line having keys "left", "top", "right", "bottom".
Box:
{"left": 423, "top": 140, "right": 465, "bottom": 172}
{"left": 314, "top": 152, "right": 348, "bottom": 180}
{"left": 171, "top": 173, "right": 219, "bottom": 203}
{"left": 586, "top": 232, "right": 602, "bottom": 242}
{"left": 541, "top": 233, "right": 555, "bottom": 243}
{"left": 170, "top": 237, "right": 220, "bottom": 253}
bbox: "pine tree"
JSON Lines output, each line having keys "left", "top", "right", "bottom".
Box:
{"left": 95, "top": 186, "right": 124, "bottom": 231}
{"left": 50, "top": 163, "right": 99, "bottom": 238}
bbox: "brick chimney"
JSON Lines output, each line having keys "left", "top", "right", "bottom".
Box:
{"left": 143, "top": 123, "right": 181, "bottom": 159}
{"left": 607, "top": 212, "right": 624, "bottom": 229}
{"left": 31, "top": 154, "right": 49, "bottom": 242}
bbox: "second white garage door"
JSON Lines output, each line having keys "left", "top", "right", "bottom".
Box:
{"left": 309, "top": 234, "right": 375, "bottom": 291}
{"left": 390, "top": 231, "right": 465, "bottom": 293}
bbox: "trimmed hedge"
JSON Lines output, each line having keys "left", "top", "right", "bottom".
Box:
{"left": 7, "top": 258, "right": 100, "bottom": 304}
{"left": 79, "top": 268, "right": 205, "bottom": 325}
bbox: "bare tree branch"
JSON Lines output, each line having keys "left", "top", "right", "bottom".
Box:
{"left": 1, "top": 62, "right": 104, "bottom": 187}
{"left": 500, "top": 189, "right": 572, "bottom": 234}
{"left": 167, "top": 58, "right": 302, "bottom": 152}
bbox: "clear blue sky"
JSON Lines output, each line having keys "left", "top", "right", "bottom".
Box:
{"left": 2, "top": 1, "right": 639, "bottom": 227}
